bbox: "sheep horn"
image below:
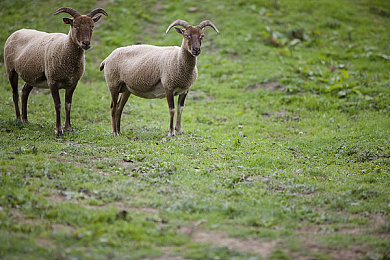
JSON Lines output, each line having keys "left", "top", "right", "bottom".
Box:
{"left": 198, "top": 20, "right": 219, "bottom": 34}
{"left": 54, "top": 7, "right": 81, "bottom": 18}
{"left": 87, "top": 8, "right": 108, "bottom": 18}
{"left": 165, "top": 20, "right": 190, "bottom": 34}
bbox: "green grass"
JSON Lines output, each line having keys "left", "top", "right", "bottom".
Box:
{"left": 1, "top": 0, "right": 390, "bottom": 259}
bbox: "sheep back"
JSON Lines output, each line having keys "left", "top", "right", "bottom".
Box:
{"left": 4, "top": 29, "right": 85, "bottom": 89}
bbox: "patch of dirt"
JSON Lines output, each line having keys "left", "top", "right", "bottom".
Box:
{"left": 246, "top": 80, "right": 284, "bottom": 91}
{"left": 300, "top": 235, "right": 366, "bottom": 260}
{"left": 51, "top": 223, "right": 77, "bottom": 232}
{"left": 35, "top": 237, "right": 55, "bottom": 248}
{"left": 178, "top": 222, "right": 278, "bottom": 258}
{"left": 193, "top": 230, "right": 278, "bottom": 258}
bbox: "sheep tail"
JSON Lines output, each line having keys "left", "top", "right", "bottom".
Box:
{"left": 99, "top": 60, "right": 105, "bottom": 71}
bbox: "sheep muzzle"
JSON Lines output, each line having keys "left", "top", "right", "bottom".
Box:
{"left": 192, "top": 47, "right": 201, "bottom": 56}
{"left": 81, "top": 41, "right": 90, "bottom": 50}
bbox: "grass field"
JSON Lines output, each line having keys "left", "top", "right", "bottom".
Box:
{"left": 0, "top": 0, "right": 389, "bottom": 259}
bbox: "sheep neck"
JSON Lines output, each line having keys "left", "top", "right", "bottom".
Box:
{"left": 67, "top": 28, "right": 85, "bottom": 57}
{"left": 179, "top": 40, "right": 197, "bottom": 73}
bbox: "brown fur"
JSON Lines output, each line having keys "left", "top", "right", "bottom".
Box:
{"left": 4, "top": 7, "right": 107, "bottom": 136}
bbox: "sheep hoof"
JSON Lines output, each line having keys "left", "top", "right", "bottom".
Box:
{"left": 56, "top": 131, "right": 63, "bottom": 137}
{"left": 65, "top": 126, "right": 73, "bottom": 132}
{"left": 168, "top": 131, "right": 175, "bottom": 137}
{"left": 22, "top": 119, "right": 29, "bottom": 123}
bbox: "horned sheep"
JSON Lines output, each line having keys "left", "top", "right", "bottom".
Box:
{"left": 100, "top": 19, "right": 219, "bottom": 137}
{"left": 4, "top": 7, "right": 108, "bottom": 136}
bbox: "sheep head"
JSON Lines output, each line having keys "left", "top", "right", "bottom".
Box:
{"left": 54, "top": 7, "right": 108, "bottom": 50}
{"left": 166, "top": 20, "right": 219, "bottom": 57}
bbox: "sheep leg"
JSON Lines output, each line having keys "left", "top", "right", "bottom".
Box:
{"left": 175, "top": 93, "right": 187, "bottom": 135}
{"left": 65, "top": 86, "right": 76, "bottom": 131}
{"left": 115, "top": 90, "right": 131, "bottom": 136}
{"left": 165, "top": 89, "right": 175, "bottom": 137}
{"left": 9, "top": 70, "right": 21, "bottom": 120}
{"left": 21, "top": 84, "right": 33, "bottom": 123}
{"left": 49, "top": 85, "right": 63, "bottom": 137}
{"left": 110, "top": 91, "right": 119, "bottom": 136}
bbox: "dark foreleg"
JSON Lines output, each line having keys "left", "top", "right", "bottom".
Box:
{"left": 65, "top": 86, "right": 76, "bottom": 131}
{"left": 165, "top": 89, "right": 175, "bottom": 137}
{"left": 110, "top": 90, "right": 119, "bottom": 136}
{"left": 115, "top": 90, "right": 131, "bottom": 136}
{"left": 175, "top": 93, "right": 187, "bottom": 135}
{"left": 8, "top": 71, "right": 20, "bottom": 120}
{"left": 21, "top": 83, "right": 33, "bottom": 123}
{"left": 49, "top": 84, "right": 63, "bottom": 137}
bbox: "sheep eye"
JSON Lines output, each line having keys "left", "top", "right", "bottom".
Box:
{"left": 184, "top": 35, "right": 190, "bottom": 39}
{"left": 200, "top": 35, "right": 205, "bottom": 39}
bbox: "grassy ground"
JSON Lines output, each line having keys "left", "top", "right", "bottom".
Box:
{"left": 1, "top": 0, "right": 389, "bottom": 259}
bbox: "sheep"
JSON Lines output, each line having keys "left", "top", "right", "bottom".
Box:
{"left": 4, "top": 7, "right": 108, "bottom": 136}
{"left": 100, "top": 19, "right": 219, "bottom": 137}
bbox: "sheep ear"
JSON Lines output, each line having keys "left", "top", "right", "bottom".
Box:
{"left": 93, "top": 15, "right": 102, "bottom": 23}
{"left": 174, "top": 27, "right": 184, "bottom": 35}
{"left": 63, "top": 18, "right": 73, "bottom": 25}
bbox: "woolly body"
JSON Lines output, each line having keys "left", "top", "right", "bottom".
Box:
{"left": 101, "top": 42, "right": 198, "bottom": 99}
{"left": 4, "top": 28, "right": 85, "bottom": 90}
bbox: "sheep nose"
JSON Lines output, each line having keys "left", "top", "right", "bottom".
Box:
{"left": 192, "top": 47, "right": 200, "bottom": 56}
{"left": 81, "top": 41, "right": 90, "bottom": 50}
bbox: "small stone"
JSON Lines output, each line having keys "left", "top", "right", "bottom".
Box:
{"left": 188, "top": 7, "right": 197, "bottom": 12}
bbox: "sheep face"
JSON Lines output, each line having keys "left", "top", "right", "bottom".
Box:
{"left": 174, "top": 26, "right": 205, "bottom": 57}
{"left": 63, "top": 15, "right": 101, "bottom": 50}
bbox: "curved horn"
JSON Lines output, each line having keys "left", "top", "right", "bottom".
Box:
{"left": 198, "top": 20, "right": 219, "bottom": 34}
{"left": 54, "top": 7, "right": 81, "bottom": 18}
{"left": 87, "top": 8, "right": 108, "bottom": 18}
{"left": 165, "top": 20, "right": 190, "bottom": 34}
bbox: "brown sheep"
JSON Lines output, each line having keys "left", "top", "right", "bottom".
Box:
{"left": 4, "top": 7, "right": 108, "bottom": 136}
{"left": 100, "top": 20, "right": 219, "bottom": 137}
